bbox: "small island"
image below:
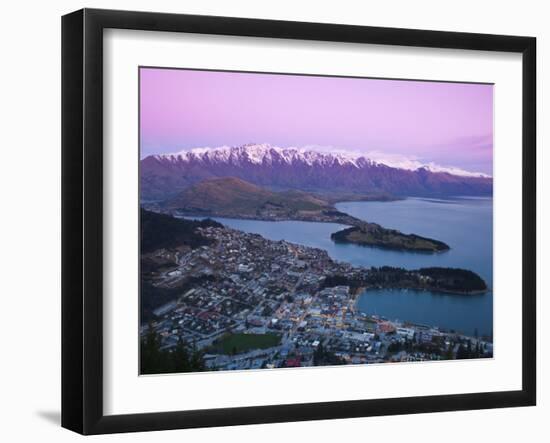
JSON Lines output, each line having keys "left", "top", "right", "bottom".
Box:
{"left": 330, "top": 225, "right": 450, "bottom": 253}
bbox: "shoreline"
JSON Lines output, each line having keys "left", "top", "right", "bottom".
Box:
{"left": 172, "top": 210, "right": 451, "bottom": 254}
{"left": 141, "top": 209, "right": 493, "bottom": 367}
{"left": 357, "top": 286, "right": 490, "bottom": 297}
{"left": 173, "top": 211, "right": 353, "bottom": 226}
{"left": 167, "top": 211, "right": 487, "bottom": 297}
{"left": 331, "top": 237, "right": 450, "bottom": 254}
{"left": 354, "top": 287, "right": 492, "bottom": 337}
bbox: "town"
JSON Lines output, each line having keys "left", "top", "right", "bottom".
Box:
{"left": 141, "top": 225, "right": 493, "bottom": 372}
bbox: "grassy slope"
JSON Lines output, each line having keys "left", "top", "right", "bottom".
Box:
{"left": 163, "top": 177, "right": 330, "bottom": 214}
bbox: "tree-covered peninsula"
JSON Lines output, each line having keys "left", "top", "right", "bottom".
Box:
{"left": 323, "top": 266, "right": 488, "bottom": 295}
{"left": 330, "top": 225, "right": 450, "bottom": 253}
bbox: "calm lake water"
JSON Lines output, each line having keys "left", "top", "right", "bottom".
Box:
{"left": 187, "top": 197, "right": 493, "bottom": 336}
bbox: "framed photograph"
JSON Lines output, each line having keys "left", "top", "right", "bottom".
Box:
{"left": 62, "top": 8, "right": 536, "bottom": 435}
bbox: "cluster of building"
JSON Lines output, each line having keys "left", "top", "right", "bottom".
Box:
{"left": 142, "top": 226, "right": 493, "bottom": 371}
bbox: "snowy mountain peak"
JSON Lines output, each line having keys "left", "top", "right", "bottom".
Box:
{"left": 143, "top": 143, "right": 492, "bottom": 200}
{"left": 154, "top": 143, "right": 490, "bottom": 178}
{"left": 153, "top": 143, "right": 489, "bottom": 178}
{"left": 155, "top": 143, "right": 372, "bottom": 170}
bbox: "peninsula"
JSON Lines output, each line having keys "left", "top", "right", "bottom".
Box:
{"left": 324, "top": 266, "right": 488, "bottom": 295}
{"left": 331, "top": 225, "right": 450, "bottom": 252}
{"left": 140, "top": 210, "right": 491, "bottom": 373}
{"left": 151, "top": 177, "right": 450, "bottom": 254}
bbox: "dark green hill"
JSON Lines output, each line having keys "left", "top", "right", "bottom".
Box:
{"left": 140, "top": 208, "right": 222, "bottom": 253}
{"left": 323, "top": 266, "right": 487, "bottom": 294}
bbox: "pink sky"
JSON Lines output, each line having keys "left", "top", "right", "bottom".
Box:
{"left": 140, "top": 67, "right": 493, "bottom": 174}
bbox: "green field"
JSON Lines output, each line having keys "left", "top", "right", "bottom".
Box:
{"left": 210, "top": 333, "right": 281, "bottom": 355}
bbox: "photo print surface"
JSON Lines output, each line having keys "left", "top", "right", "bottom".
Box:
{"left": 139, "top": 67, "right": 493, "bottom": 375}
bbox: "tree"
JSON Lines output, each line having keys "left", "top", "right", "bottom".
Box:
{"left": 387, "top": 341, "right": 402, "bottom": 353}
{"left": 172, "top": 337, "right": 191, "bottom": 372}
{"left": 456, "top": 344, "right": 468, "bottom": 360}
{"left": 445, "top": 342, "right": 454, "bottom": 360}
{"left": 313, "top": 342, "right": 324, "bottom": 366}
{"left": 140, "top": 323, "right": 166, "bottom": 374}
{"left": 313, "top": 342, "right": 345, "bottom": 366}
{"left": 190, "top": 345, "right": 206, "bottom": 372}
{"left": 140, "top": 325, "right": 207, "bottom": 374}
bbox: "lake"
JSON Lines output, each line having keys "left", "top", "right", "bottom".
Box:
{"left": 186, "top": 197, "right": 493, "bottom": 336}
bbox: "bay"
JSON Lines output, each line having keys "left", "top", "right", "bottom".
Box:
{"left": 184, "top": 196, "right": 493, "bottom": 336}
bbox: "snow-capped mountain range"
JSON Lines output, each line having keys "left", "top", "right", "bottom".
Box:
{"left": 140, "top": 143, "right": 492, "bottom": 200}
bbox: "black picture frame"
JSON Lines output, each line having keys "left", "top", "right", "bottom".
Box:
{"left": 62, "top": 8, "right": 536, "bottom": 435}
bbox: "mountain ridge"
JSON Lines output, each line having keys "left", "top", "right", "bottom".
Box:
{"left": 140, "top": 143, "right": 493, "bottom": 200}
